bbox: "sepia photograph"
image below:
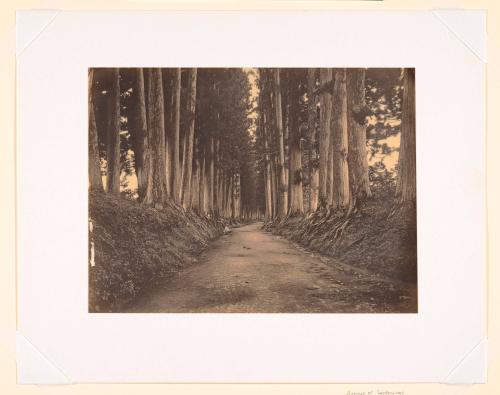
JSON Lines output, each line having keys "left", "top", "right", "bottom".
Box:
{"left": 88, "top": 67, "right": 417, "bottom": 313}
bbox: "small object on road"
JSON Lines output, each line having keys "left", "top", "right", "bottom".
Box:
{"left": 306, "top": 285, "right": 320, "bottom": 290}
{"left": 223, "top": 225, "right": 231, "bottom": 235}
{"left": 243, "top": 246, "right": 251, "bottom": 249}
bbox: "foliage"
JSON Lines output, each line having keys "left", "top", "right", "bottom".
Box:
{"left": 89, "top": 192, "right": 223, "bottom": 312}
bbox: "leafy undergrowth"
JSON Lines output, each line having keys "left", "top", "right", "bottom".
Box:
{"left": 89, "top": 192, "right": 223, "bottom": 312}
{"left": 264, "top": 187, "right": 417, "bottom": 284}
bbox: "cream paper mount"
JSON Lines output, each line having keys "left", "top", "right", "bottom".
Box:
{"left": 16, "top": 10, "right": 486, "bottom": 384}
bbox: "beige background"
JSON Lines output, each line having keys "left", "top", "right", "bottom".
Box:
{"left": 1, "top": 1, "right": 497, "bottom": 394}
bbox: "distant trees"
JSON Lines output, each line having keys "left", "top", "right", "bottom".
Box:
{"left": 89, "top": 67, "right": 415, "bottom": 220}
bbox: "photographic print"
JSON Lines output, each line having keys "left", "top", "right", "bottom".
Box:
{"left": 88, "top": 67, "right": 417, "bottom": 313}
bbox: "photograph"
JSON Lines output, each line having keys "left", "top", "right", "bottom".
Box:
{"left": 88, "top": 67, "right": 417, "bottom": 313}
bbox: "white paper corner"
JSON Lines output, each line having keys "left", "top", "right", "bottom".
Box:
{"left": 16, "top": 10, "right": 60, "bottom": 57}
{"left": 432, "top": 9, "right": 487, "bottom": 63}
{"left": 444, "top": 338, "right": 487, "bottom": 384}
{"left": 16, "top": 332, "right": 71, "bottom": 384}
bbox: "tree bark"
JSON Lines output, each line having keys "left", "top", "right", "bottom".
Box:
{"left": 307, "top": 68, "right": 319, "bottom": 212}
{"left": 88, "top": 69, "right": 103, "bottom": 192}
{"left": 201, "top": 149, "right": 209, "bottom": 214}
{"left": 396, "top": 68, "right": 416, "bottom": 203}
{"left": 346, "top": 68, "right": 371, "bottom": 210}
{"left": 182, "top": 68, "right": 197, "bottom": 209}
{"left": 147, "top": 68, "right": 168, "bottom": 207}
{"left": 162, "top": 69, "right": 174, "bottom": 198}
{"left": 209, "top": 136, "right": 215, "bottom": 213}
{"left": 288, "top": 77, "right": 304, "bottom": 215}
{"left": 273, "top": 68, "right": 288, "bottom": 216}
{"left": 132, "top": 68, "right": 153, "bottom": 202}
{"left": 172, "top": 68, "right": 182, "bottom": 204}
{"left": 331, "top": 68, "right": 350, "bottom": 209}
{"left": 273, "top": 157, "right": 279, "bottom": 218}
{"left": 106, "top": 68, "right": 121, "bottom": 194}
{"left": 263, "top": 112, "right": 273, "bottom": 219}
{"left": 318, "top": 68, "right": 332, "bottom": 208}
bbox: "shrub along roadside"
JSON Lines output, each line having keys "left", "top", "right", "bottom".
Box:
{"left": 264, "top": 187, "right": 417, "bottom": 284}
{"left": 88, "top": 192, "right": 223, "bottom": 312}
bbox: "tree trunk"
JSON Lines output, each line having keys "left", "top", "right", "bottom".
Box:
{"left": 396, "top": 68, "right": 416, "bottom": 203}
{"left": 172, "top": 68, "right": 182, "bottom": 204}
{"left": 132, "top": 68, "right": 153, "bottom": 202}
{"left": 201, "top": 149, "right": 209, "bottom": 214}
{"left": 192, "top": 136, "right": 200, "bottom": 211}
{"left": 147, "top": 68, "right": 167, "bottom": 207}
{"left": 230, "top": 174, "right": 235, "bottom": 219}
{"left": 318, "top": 68, "right": 332, "bottom": 207}
{"left": 106, "top": 68, "right": 121, "bottom": 194}
{"left": 346, "top": 68, "right": 371, "bottom": 210}
{"left": 180, "top": 129, "right": 187, "bottom": 204}
{"left": 284, "top": 101, "right": 290, "bottom": 211}
{"left": 331, "top": 68, "right": 350, "bottom": 209}
{"left": 263, "top": 112, "right": 273, "bottom": 219}
{"left": 288, "top": 78, "right": 304, "bottom": 215}
{"left": 182, "top": 68, "right": 197, "bottom": 209}
{"left": 163, "top": 69, "right": 174, "bottom": 198}
{"left": 271, "top": 156, "right": 278, "bottom": 218}
{"left": 307, "top": 68, "right": 319, "bottom": 212}
{"left": 273, "top": 68, "right": 288, "bottom": 216}
{"left": 88, "top": 69, "right": 103, "bottom": 192}
{"left": 209, "top": 137, "right": 215, "bottom": 213}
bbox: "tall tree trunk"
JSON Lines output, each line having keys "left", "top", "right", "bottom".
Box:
{"left": 273, "top": 68, "right": 288, "bottom": 216}
{"left": 201, "top": 149, "right": 209, "bottom": 214}
{"left": 307, "top": 68, "right": 319, "bottom": 212}
{"left": 182, "top": 68, "right": 197, "bottom": 209}
{"left": 396, "top": 68, "right": 416, "bottom": 203}
{"left": 88, "top": 69, "right": 103, "bottom": 192}
{"left": 271, "top": 156, "right": 278, "bottom": 218}
{"left": 331, "top": 68, "right": 350, "bottom": 209}
{"left": 106, "top": 68, "right": 121, "bottom": 194}
{"left": 346, "top": 68, "right": 371, "bottom": 210}
{"left": 209, "top": 137, "right": 215, "bottom": 214}
{"left": 263, "top": 112, "right": 273, "bottom": 219}
{"left": 172, "top": 68, "right": 182, "bottom": 204}
{"left": 163, "top": 69, "right": 174, "bottom": 198}
{"left": 230, "top": 174, "right": 235, "bottom": 219}
{"left": 215, "top": 139, "right": 221, "bottom": 215}
{"left": 192, "top": 136, "right": 201, "bottom": 211}
{"left": 147, "top": 68, "right": 167, "bottom": 207}
{"left": 288, "top": 78, "right": 304, "bottom": 215}
{"left": 318, "top": 68, "right": 332, "bottom": 208}
{"left": 284, "top": 101, "right": 290, "bottom": 211}
{"left": 132, "top": 68, "right": 153, "bottom": 202}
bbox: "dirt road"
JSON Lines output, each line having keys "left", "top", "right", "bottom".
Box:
{"left": 126, "top": 222, "right": 417, "bottom": 313}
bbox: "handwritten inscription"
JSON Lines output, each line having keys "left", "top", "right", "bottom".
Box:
{"left": 346, "top": 391, "right": 404, "bottom": 395}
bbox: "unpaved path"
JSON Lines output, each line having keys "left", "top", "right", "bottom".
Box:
{"left": 126, "top": 222, "right": 417, "bottom": 313}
